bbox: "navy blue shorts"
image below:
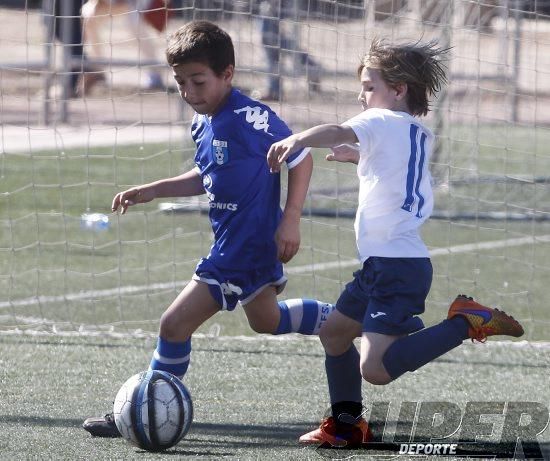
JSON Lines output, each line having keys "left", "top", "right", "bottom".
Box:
{"left": 192, "top": 258, "right": 287, "bottom": 311}
{"left": 335, "top": 257, "right": 432, "bottom": 335}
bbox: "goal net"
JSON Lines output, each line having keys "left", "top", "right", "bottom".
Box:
{"left": 0, "top": 0, "right": 549, "bottom": 344}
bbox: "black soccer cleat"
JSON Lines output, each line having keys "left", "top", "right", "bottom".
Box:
{"left": 82, "top": 412, "right": 121, "bottom": 438}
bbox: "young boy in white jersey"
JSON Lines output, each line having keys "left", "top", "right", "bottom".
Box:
{"left": 83, "top": 20, "right": 334, "bottom": 438}
{"left": 267, "top": 38, "right": 524, "bottom": 447}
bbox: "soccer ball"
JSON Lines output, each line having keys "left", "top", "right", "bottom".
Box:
{"left": 113, "top": 370, "right": 193, "bottom": 451}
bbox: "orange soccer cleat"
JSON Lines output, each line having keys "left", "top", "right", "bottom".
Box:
{"left": 448, "top": 294, "right": 524, "bottom": 342}
{"left": 299, "top": 416, "right": 373, "bottom": 448}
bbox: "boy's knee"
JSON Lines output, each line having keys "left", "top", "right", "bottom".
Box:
{"left": 320, "top": 328, "right": 352, "bottom": 356}
{"left": 247, "top": 314, "right": 277, "bottom": 334}
{"left": 159, "top": 310, "right": 191, "bottom": 342}
{"left": 360, "top": 361, "right": 393, "bottom": 385}
{"left": 250, "top": 320, "right": 275, "bottom": 335}
{"left": 159, "top": 313, "right": 177, "bottom": 340}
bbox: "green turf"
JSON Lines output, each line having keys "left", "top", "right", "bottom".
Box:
{"left": 1, "top": 127, "right": 550, "bottom": 340}
{"left": 1, "top": 123, "right": 550, "bottom": 458}
{"left": 0, "top": 335, "right": 549, "bottom": 459}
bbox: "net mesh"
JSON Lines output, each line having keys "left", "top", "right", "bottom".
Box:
{"left": 0, "top": 0, "right": 549, "bottom": 342}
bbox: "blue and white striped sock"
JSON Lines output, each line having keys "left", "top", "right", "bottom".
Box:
{"left": 149, "top": 337, "right": 191, "bottom": 379}
{"left": 276, "top": 299, "right": 335, "bottom": 335}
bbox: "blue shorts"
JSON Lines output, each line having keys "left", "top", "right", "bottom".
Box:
{"left": 192, "top": 258, "right": 287, "bottom": 311}
{"left": 335, "top": 257, "right": 432, "bottom": 335}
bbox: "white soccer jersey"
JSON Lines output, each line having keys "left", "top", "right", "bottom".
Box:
{"left": 343, "top": 108, "right": 434, "bottom": 261}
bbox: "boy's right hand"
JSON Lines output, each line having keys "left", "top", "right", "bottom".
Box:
{"left": 111, "top": 186, "right": 155, "bottom": 214}
{"left": 326, "top": 144, "right": 360, "bottom": 164}
{"left": 267, "top": 135, "right": 302, "bottom": 173}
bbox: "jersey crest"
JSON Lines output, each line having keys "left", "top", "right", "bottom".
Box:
{"left": 212, "top": 139, "right": 228, "bottom": 165}
{"left": 234, "top": 106, "right": 272, "bottom": 135}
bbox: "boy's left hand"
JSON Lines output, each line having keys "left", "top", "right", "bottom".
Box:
{"left": 275, "top": 214, "right": 300, "bottom": 263}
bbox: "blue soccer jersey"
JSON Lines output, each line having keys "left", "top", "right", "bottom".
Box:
{"left": 191, "top": 88, "right": 308, "bottom": 270}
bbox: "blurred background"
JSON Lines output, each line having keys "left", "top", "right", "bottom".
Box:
{"left": 3, "top": 0, "right": 550, "bottom": 128}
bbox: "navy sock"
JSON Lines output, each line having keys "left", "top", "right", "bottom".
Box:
{"left": 331, "top": 401, "right": 364, "bottom": 424}
{"left": 275, "top": 299, "right": 334, "bottom": 335}
{"left": 326, "top": 345, "right": 362, "bottom": 419}
{"left": 382, "top": 317, "right": 470, "bottom": 380}
{"left": 149, "top": 337, "right": 191, "bottom": 379}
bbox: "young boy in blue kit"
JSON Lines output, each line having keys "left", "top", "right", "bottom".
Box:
{"left": 83, "top": 20, "right": 334, "bottom": 437}
{"left": 267, "top": 38, "right": 524, "bottom": 447}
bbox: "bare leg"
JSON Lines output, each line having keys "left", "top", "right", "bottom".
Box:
{"left": 159, "top": 279, "right": 221, "bottom": 342}
{"left": 242, "top": 285, "right": 280, "bottom": 334}
{"left": 360, "top": 332, "right": 404, "bottom": 385}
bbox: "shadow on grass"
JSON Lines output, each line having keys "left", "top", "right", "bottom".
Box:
{"left": 0, "top": 414, "right": 85, "bottom": 428}
{"left": 160, "top": 421, "right": 550, "bottom": 459}
{"left": 2, "top": 414, "right": 548, "bottom": 458}
{"left": 0, "top": 415, "right": 309, "bottom": 447}
{"left": 184, "top": 421, "right": 314, "bottom": 446}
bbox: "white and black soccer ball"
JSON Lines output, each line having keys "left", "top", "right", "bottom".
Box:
{"left": 113, "top": 370, "right": 193, "bottom": 451}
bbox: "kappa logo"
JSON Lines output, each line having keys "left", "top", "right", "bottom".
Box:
{"left": 370, "top": 311, "right": 387, "bottom": 319}
{"left": 220, "top": 282, "right": 243, "bottom": 296}
{"left": 234, "top": 106, "right": 272, "bottom": 135}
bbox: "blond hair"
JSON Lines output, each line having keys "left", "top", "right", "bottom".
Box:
{"left": 359, "top": 38, "right": 449, "bottom": 116}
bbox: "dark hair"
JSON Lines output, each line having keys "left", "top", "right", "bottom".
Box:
{"left": 358, "top": 38, "right": 449, "bottom": 116}
{"left": 166, "top": 21, "right": 235, "bottom": 75}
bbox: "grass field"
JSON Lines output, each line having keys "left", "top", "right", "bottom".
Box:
{"left": 1, "top": 335, "right": 549, "bottom": 459}
{"left": 1, "top": 124, "right": 549, "bottom": 339}
{"left": 1, "top": 123, "right": 550, "bottom": 458}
